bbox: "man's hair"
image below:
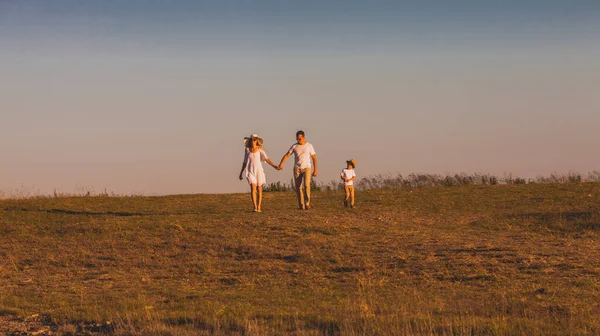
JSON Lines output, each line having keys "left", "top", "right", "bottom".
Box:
{"left": 296, "top": 130, "right": 305, "bottom": 137}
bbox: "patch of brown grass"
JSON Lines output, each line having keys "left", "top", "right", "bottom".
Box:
{"left": 1, "top": 183, "right": 599, "bottom": 334}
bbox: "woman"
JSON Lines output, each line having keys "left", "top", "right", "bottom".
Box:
{"left": 239, "top": 134, "right": 280, "bottom": 212}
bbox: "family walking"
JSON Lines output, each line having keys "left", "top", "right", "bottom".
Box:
{"left": 239, "top": 130, "right": 356, "bottom": 212}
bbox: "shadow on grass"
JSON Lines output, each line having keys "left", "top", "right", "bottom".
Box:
{"left": 80, "top": 321, "right": 115, "bottom": 334}
{"left": 3, "top": 207, "right": 213, "bottom": 217}
{"left": 505, "top": 211, "right": 600, "bottom": 232}
{"left": 471, "top": 211, "right": 599, "bottom": 232}
{"left": 161, "top": 316, "right": 245, "bottom": 334}
{"left": 507, "top": 211, "right": 593, "bottom": 222}
{"left": 303, "top": 315, "right": 341, "bottom": 336}
{"left": 331, "top": 266, "right": 366, "bottom": 273}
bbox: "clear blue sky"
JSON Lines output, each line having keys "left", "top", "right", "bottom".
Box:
{"left": 1, "top": 1, "right": 599, "bottom": 195}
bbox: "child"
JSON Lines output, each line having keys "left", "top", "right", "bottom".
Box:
{"left": 340, "top": 159, "right": 356, "bottom": 208}
{"left": 239, "top": 134, "right": 280, "bottom": 212}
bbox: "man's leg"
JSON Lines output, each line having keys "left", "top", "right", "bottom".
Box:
{"left": 304, "top": 168, "right": 312, "bottom": 208}
{"left": 294, "top": 169, "right": 305, "bottom": 210}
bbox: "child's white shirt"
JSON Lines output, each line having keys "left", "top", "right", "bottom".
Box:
{"left": 341, "top": 168, "right": 356, "bottom": 186}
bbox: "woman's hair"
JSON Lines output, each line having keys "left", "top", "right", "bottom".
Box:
{"left": 245, "top": 138, "right": 262, "bottom": 149}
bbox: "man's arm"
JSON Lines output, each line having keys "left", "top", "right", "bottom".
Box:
{"left": 278, "top": 152, "right": 292, "bottom": 170}
{"left": 311, "top": 154, "right": 318, "bottom": 177}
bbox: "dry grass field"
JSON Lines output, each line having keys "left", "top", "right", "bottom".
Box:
{"left": 1, "top": 183, "right": 599, "bottom": 335}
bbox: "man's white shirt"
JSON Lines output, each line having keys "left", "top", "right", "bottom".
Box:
{"left": 288, "top": 143, "right": 316, "bottom": 169}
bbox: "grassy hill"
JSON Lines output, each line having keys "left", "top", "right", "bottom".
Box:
{"left": 1, "top": 183, "right": 599, "bottom": 335}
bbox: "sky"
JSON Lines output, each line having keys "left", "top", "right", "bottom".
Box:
{"left": 1, "top": 0, "right": 599, "bottom": 195}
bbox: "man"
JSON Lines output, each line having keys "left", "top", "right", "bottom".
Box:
{"left": 278, "top": 130, "right": 318, "bottom": 210}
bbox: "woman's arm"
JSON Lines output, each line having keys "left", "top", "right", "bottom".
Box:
{"left": 265, "top": 158, "right": 280, "bottom": 170}
{"left": 239, "top": 150, "right": 249, "bottom": 180}
{"left": 239, "top": 161, "right": 247, "bottom": 180}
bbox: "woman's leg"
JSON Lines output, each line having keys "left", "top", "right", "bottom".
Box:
{"left": 250, "top": 184, "right": 258, "bottom": 211}
{"left": 257, "top": 185, "right": 263, "bottom": 212}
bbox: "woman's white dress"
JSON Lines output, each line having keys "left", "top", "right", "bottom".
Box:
{"left": 244, "top": 148, "right": 269, "bottom": 186}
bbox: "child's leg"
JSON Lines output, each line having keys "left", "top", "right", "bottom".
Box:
{"left": 250, "top": 184, "right": 258, "bottom": 211}
{"left": 344, "top": 185, "right": 350, "bottom": 207}
{"left": 257, "top": 185, "right": 263, "bottom": 211}
{"left": 350, "top": 186, "right": 355, "bottom": 207}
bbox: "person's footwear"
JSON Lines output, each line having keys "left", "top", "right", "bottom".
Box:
{"left": 350, "top": 205, "right": 355, "bottom": 209}
{"left": 305, "top": 203, "right": 311, "bottom": 210}
{"left": 344, "top": 200, "right": 348, "bottom": 207}
{"left": 256, "top": 209, "right": 262, "bottom": 213}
